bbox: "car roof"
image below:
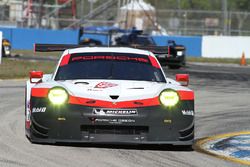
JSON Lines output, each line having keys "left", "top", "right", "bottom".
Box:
{"left": 66, "top": 47, "right": 152, "bottom": 56}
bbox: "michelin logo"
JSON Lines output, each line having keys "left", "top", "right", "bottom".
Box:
{"left": 93, "top": 109, "right": 106, "bottom": 115}
{"left": 93, "top": 108, "right": 137, "bottom": 116}
{"left": 182, "top": 110, "right": 194, "bottom": 116}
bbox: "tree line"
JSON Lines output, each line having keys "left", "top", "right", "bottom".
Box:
{"left": 146, "top": 0, "right": 250, "bottom": 11}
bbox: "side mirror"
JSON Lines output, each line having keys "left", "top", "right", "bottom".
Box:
{"left": 176, "top": 74, "right": 189, "bottom": 86}
{"left": 30, "top": 71, "right": 43, "bottom": 83}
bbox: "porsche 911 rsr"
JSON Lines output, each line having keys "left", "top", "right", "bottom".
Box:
{"left": 25, "top": 46, "right": 194, "bottom": 146}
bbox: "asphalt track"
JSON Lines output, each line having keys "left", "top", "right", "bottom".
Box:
{"left": 0, "top": 63, "right": 250, "bottom": 167}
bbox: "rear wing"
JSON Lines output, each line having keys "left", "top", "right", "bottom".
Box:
{"left": 34, "top": 44, "right": 82, "bottom": 52}
{"left": 133, "top": 46, "right": 169, "bottom": 54}
{"left": 34, "top": 44, "right": 184, "bottom": 54}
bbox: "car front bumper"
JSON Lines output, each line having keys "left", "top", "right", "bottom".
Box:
{"left": 28, "top": 97, "right": 194, "bottom": 145}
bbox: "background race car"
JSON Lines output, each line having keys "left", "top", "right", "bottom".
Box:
{"left": 78, "top": 27, "right": 186, "bottom": 69}
{"left": 25, "top": 44, "right": 194, "bottom": 146}
{"left": 115, "top": 30, "right": 186, "bottom": 69}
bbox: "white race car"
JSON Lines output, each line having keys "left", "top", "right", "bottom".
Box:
{"left": 25, "top": 44, "right": 194, "bottom": 146}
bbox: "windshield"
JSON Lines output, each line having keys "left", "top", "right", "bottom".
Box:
{"left": 135, "top": 36, "right": 155, "bottom": 46}
{"left": 55, "top": 52, "right": 166, "bottom": 82}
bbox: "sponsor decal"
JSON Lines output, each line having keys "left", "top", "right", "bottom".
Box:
{"left": 58, "top": 117, "right": 66, "bottom": 121}
{"left": 163, "top": 119, "right": 172, "bottom": 124}
{"left": 71, "top": 55, "right": 149, "bottom": 63}
{"left": 32, "top": 107, "right": 46, "bottom": 113}
{"left": 87, "top": 88, "right": 103, "bottom": 91}
{"left": 95, "top": 118, "right": 135, "bottom": 124}
{"left": 93, "top": 108, "right": 137, "bottom": 116}
{"left": 94, "top": 82, "right": 118, "bottom": 89}
{"left": 182, "top": 110, "right": 194, "bottom": 116}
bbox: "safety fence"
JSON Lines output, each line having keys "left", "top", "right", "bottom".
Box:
{"left": 1, "top": 1, "right": 250, "bottom": 36}
{"left": 0, "top": 27, "right": 249, "bottom": 58}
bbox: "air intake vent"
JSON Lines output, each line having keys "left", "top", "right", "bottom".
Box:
{"left": 81, "top": 125, "right": 149, "bottom": 135}
{"left": 110, "top": 95, "right": 119, "bottom": 100}
{"left": 128, "top": 87, "right": 144, "bottom": 89}
{"left": 74, "top": 82, "right": 89, "bottom": 85}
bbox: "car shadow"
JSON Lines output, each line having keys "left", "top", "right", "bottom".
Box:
{"left": 48, "top": 142, "right": 194, "bottom": 152}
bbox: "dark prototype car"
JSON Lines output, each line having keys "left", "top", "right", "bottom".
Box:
{"left": 78, "top": 27, "right": 186, "bottom": 69}
{"left": 115, "top": 30, "right": 186, "bottom": 69}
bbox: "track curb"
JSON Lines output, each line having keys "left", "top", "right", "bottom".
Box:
{"left": 194, "top": 131, "right": 250, "bottom": 166}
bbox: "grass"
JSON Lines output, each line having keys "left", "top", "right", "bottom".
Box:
{"left": 13, "top": 50, "right": 250, "bottom": 64}
{"left": 0, "top": 58, "right": 56, "bottom": 79}
{"left": 1, "top": 50, "right": 249, "bottom": 79}
{"left": 12, "top": 49, "right": 63, "bottom": 57}
{"left": 187, "top": 57, "right": 250, "bottom": 64}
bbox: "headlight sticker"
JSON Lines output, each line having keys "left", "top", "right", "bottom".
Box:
{"left": 48, "top": 87, "right": 68, "bottom": 105}
{"left": 182, "top": 110, "right": 194, "bottom": 116}
{"left": 159, "top": 89, "right": 180, "bottom": 107}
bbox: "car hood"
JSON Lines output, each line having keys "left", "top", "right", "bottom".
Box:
{"left": 59, "top": 80, "right": 165, "bottom": 101}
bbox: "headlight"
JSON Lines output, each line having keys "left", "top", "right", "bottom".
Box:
{"left": 177, "top": 51, "right": 183, "bottom": 56}
{"left": 159, "top": 89, "right": 179, "bottom": 107}
{"left": 48, "top": 87, "right": 68, "bottom": 105}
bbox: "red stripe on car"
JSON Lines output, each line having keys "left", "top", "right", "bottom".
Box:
{"left": 69, "top": 96, "right": 160, "bottom": 108}
{"left": 31, "top": 88, "right": 49, "bottom": 97}
{"left": 60, "top": 54, "right": 71, "bottom": 66}
{"left": 178, "top": 90, "right": 194, "bottom": 100}
{"left": 148, "top": 55, "right": 160, "bottom": 68}
{"left": 30, "top": 88, "right": 193, "bottom": 106}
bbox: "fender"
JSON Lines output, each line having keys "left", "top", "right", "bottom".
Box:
{"left": 25, "top": 74, "right": 53, "bottom": 130}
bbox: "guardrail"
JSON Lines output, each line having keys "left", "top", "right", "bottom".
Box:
{"left": 0, "top": 27, "right": 79, "bottom": 50}
{"left": 2, "top": 27, "right": 249, "bottom": 58}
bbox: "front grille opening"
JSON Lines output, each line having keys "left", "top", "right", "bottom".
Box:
{"left": 109, "top": 95, "right": 119, "bottom": 100}
{"left": 81, "top": 125, "right": 148, "bottom": 135}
